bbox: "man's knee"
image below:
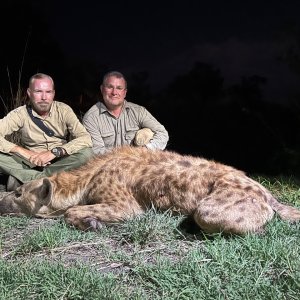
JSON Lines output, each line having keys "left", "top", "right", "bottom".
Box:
{"left": 70, "top": 147, "right": 94, "bottom": 167}
{"left": 43, "top": 147, "right": 93, "bottom": 177}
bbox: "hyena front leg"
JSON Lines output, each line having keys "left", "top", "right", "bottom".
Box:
{"left": 64, "top": 198, "right": 144, "bottom": 231}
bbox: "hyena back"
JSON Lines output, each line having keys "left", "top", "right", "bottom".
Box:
{"left": 1, "top": 146, "right": 300, "bottom": 235}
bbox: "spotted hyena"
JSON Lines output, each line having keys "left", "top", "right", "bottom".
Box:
{"left": 1, "top": 146, "right": 300, "bottom": 235}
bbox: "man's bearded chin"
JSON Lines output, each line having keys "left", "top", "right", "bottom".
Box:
{"left": 33, "top": 103, "right": 51, "bottom": 113}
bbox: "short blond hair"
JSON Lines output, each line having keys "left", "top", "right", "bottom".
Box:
{"left": 29, "top": 73, "right": 55, "bottom": 89}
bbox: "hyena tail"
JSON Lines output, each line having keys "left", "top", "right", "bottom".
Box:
{"left": 267, "top": 194, "right": 300, "bottom": 222}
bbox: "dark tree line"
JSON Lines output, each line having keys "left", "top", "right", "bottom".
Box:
{"left": 143, "top": 64, "right": 300, "bottom": 176}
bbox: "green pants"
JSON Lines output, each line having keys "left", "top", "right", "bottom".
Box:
{"left": 0, "top": 147, "right": 94, "bottom": 183}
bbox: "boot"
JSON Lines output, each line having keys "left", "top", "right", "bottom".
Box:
{"left": 6, "top": 175, "right": 22, "bottom": 192}
{"left": 0, "top": 174, "right": 8, "bottom": 192}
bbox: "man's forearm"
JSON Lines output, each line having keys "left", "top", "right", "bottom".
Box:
{"left": 9, "top": 146, "right": 37, "bottom": 168}
{"left": 10, "top": 145, "right": 33, "bottom": 160}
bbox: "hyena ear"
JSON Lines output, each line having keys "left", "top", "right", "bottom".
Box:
{"left": 39, "top": 178, "right": 53, "bottom": 206}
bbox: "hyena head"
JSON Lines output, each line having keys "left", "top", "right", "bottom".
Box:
{"left": 0, "top": 178, "right": 53, "bottom": 216}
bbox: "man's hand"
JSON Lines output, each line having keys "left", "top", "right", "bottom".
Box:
{"left": 28, "top": 151, "right": 55, "bottom": 167}
{"left": 133, "top": 128, "right": 154, "bottom": 146}
{"left": 11, "top": 146, "right": 54, "bottom": 167}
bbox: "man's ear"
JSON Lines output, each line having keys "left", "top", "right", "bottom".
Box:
{"left": 39, "top": 178, "right": 53, "bottom": 206}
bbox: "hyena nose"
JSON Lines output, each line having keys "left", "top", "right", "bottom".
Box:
{"left": 15, "top": 190, "right": 22, "bottom": 198}
{"left": 0, "top": 193, "right": 23, "bottom": 214}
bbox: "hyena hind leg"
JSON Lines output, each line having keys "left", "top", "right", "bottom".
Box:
{"left": 64, "top": 201, "right": 144, "bottom": 231}
{"left": 193, "top": 195, "right": 275, "bottom": 235}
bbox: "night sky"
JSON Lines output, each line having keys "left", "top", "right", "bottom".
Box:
{"left": 29, "top": 0, "right": 300, "bottom": 102}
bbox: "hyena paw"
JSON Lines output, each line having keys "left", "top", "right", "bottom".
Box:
{"left": 134, "top": 128, "right": 154, "bottom": 146}
{"left": 83, "top": 217, "right": 105, "bottom": 230}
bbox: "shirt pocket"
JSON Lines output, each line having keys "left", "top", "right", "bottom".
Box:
{"left": 125, "top": 124, "right": 139, "bottom": 142}
{"left": 101, "top": 131, "right": 115, "bottom": 147}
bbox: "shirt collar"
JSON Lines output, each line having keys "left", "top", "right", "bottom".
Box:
{"left": 98, "top": 100, "right": 129, "bottom": 114}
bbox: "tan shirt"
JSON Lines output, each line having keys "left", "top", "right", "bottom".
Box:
{"left": 83, "top": 101, "right": 169, "bottom": 154}
{"left": 0, "top": 101, "right": 92, "bottom": 154}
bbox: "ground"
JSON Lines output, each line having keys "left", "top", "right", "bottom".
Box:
{"left": 0, "top": 190, "right": 195, "bottom": 274}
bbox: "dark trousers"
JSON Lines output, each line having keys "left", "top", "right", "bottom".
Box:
{"left": 0, "top": 147, "right": 94, "bottom": 183}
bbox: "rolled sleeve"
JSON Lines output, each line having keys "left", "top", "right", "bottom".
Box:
{"left": 0, "top": 107, "right": 25, "bottom": 153}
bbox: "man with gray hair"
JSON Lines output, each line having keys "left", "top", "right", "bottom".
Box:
{"left": 0, "top": 73, "right": 93, "bottom": 191}
{"left": 83, "top": 71, "right": 169, "bottom": 154}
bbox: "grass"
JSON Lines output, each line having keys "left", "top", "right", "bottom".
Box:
{"left": 1, "top": 177, "right": 300, "bottom": 299}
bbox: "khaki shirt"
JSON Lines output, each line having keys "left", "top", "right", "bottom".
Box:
{"left": 0, "top": 101, "right": 92, "bottom": 154}
{"left": 83, "top": 101, "right": 169, "bottom": 154}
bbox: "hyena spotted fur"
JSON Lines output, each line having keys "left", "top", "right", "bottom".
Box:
{"left": 1, "top": 146, "right": 300, "bottom": 235}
